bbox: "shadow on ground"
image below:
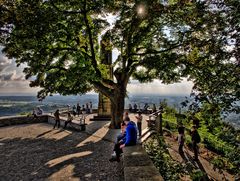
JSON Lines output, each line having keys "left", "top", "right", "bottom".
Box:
{"left": 0, "top": 123, "right": 123, "bottom": 181}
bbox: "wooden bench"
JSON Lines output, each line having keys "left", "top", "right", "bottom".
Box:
{"left": 123, "top": 145, "right": 163, "bottom": 181}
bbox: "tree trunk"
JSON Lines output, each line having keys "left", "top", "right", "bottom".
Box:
{"left": 109, "top": 89, "right": 125, "bottom": 129}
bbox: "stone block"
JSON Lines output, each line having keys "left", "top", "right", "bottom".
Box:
{"left": 124, "top": 166, "right": 163, "bottom": 181}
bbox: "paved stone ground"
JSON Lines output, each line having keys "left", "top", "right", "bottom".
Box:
{"left": 0, "top": 112, "right": 150, "bottom": 181}
{"left": 0, "top": 122, "right": 123, "bottom": 181}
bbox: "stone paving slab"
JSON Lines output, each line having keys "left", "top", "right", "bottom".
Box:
{"left": 0, "top": 123, "right": 123, "bottom": 181}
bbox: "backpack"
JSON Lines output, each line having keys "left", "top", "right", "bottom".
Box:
{"left": 195, "top": 132, "right": 201, "bottom": 143}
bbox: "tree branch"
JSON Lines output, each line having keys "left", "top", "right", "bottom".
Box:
{"left": 92, "top": 81, "right": 114, "bottom": 101}
{"left": 102, "top": 78, "right": 118, "bottom": 89}
{"left": 50, "top": 0, "right": 85, "bottom": 14}
{"left": 83, "top": 0, "right": 101, "bottom": 77}
{"left": 130, "top": 43, "right": 182, "bottom": 56}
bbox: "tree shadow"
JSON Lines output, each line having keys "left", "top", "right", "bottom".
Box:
{"left": 184, "top": 151, "right": 210, "bottom": 180}
{"left": 36, "top": 130, "right": 53, "bottom": 138}
{"left": 0, "top": 123, "right": 123, "bottom": 181}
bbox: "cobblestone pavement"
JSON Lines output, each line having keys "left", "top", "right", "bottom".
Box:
{"left": 0, "top": 123, "right": 123, "bottom": 181}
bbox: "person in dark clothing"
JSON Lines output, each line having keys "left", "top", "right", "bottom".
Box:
{"left": 192, "top": 118, "right": 200, "bottom": 128}
{"left": 32, "top": 108, "right": 41, "bottom": 121}
{"left": 89, "top": 102, "right": 93, "bottom": 113}
{"left": 177, "top": 123, "right": 185, "bottom": 155}
{"left": 72, "top": 105, "right": 76, "bottom": 116}
{"left": 53, "top": 109, "right": 60, "bottom": 129}
{"left": 133, "top": 103, "right": 138, "bottom": 113}
{"left": 143, "top": 103, "right": 149, "bottom": 113}
{"left": 116, "top": 121, "right": 127, "bottom": 143}
{"left": 152, "top": 104, "right": 156, "bottom": 113}
{"left": 77, "top": 103, "right": 81, "bottom": 116}
{"left": 129, "top": 104, "right": 133, "bottom": 112}
{"left": 109, "top": 117, "right": 137, "bottom": 162}
{"left": 64, "top": 112, "right": 73, "bottom": 128}
{"left": 191, "top": 125, "right": 200, "bottom": 160}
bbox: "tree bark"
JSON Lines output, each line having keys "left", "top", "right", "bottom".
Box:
{"left": 109, "top": 88, "right": 125, "bottom": 129}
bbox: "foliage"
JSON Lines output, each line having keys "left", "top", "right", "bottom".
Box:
{"left": 161, "top": 102, "right": 240, "bottom": 174}
{"left": 144, "top": 134, "right": 184, "bottom": 180}
{"left": 1, "top": 0, "right": 239, "bottom": 127}
{"left": 190, "top": 169, "right": 207, "bottom": 181}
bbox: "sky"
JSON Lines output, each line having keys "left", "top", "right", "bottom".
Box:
{"left": 0, "top": 49, "right": 193, "bottom": 96}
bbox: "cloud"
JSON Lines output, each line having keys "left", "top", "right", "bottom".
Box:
{"left": 0, "top": 52, "right": 12, "bottom": 72}
{"left": 0, "top": 70, "right": 25, "bottom": 81}
{"left": 0, "top": 50, "right": 35, "bottom": 94}
{"left": 127, "top": 79, "right": 193, "bottom": 95}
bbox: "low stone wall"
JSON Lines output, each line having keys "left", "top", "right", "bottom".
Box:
{"left": 48, "top": 115, "right": 86, "bottom": 131}
{"left": 0, "top": 114, "right": 86, "bottom": 131}
{"left": 123, "top": 145, "right": 163, "bottom": 181}
{"left": 0, "top": 115, "right": 48, "bottom": 127}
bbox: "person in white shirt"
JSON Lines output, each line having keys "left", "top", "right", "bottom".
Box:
{"left": 135, "top": 112, "right": 143, "bottom": 137}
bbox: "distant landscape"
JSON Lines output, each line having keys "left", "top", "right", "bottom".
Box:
{"left": 0, "top": 94, "right": 239, "bottom": 128}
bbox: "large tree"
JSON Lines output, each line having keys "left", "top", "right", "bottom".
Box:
{"left": 0, "top": 0, "right": 239, "bottom": 128}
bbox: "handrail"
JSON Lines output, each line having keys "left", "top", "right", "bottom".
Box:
{"left": 148, "top": 110, "right": 163, "bottom": 120}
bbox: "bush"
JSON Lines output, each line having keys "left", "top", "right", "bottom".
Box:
{"left": 190, "top": 169, "right": 207, "bottom": 181}
{"left": 144, "top": 135, "right": 184, "bottom": 180}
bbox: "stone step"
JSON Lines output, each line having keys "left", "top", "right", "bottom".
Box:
{"left": 90, "top": 115, "right": 111, "bottom": 121}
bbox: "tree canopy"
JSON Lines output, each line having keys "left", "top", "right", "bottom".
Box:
{"left": 0, "top": 0, "right": 239, "bottom": 127}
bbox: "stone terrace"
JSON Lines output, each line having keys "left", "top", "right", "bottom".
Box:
{"left": 0, "top": 122, "right": 123, "bottom": 181}
{"left": 0, "top": 113, "right": 152, "bottom": 181}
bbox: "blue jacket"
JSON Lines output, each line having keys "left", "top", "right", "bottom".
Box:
{"left": 124, "top": 121, "right": 137, "bottom": 146}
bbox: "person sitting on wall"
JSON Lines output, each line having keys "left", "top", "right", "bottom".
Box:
{"left": 143, "top": 103, "right": 149, "bottom": 113}
{"left": 109, "top": 117, "right": 137, "bottom": 162}
{"left": 72, "top": 105, "right": 77, "bottom": 116}
{"left": 32, "top": 108, "right": 40, "bottom": 121}
{"left": 64, "top": 112, "right": 73, "bottom": 128}
{"left": 116, "top": 121, "right": 127, "bottom": 143}
{"left": 128, "top": 104, "right": 133, "bottom": 112}
{"left": 36, "top": 107, "right": 43, "bottom": 116}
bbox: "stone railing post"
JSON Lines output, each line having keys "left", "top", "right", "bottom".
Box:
{"left": 155, "top": 113, "right": 163, "bottom": 135}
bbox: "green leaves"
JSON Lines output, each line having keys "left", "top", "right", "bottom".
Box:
{"left": 0, "top": 0, "right": 239, "bottom": 117}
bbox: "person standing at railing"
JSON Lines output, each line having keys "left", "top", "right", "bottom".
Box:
{"left": 53, "top": 109, "right": 60, "bottom": 129}
{"left": 89, "top": 102, "right": 93, "bottom": 113}
{"left": 152, "top": 104, "right": 156, "bottom": 113}
{"left": 77, "top": 103, "right": 81, "bottom": 116}
{"left": 81, "top": 105, "right": 86, "bottom": 120}
{"left": 133, "top": 103, "right": 138, "bottom": 113}
{"left": 72, "top": 105, "right": 76, "bottom": 116}
{"left": 135, "top": 112, "right": 143, "bottom": 137}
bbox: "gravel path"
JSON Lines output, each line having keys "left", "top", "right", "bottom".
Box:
{"left": 0, "top": 123, "right": 123, "bottom": 181}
